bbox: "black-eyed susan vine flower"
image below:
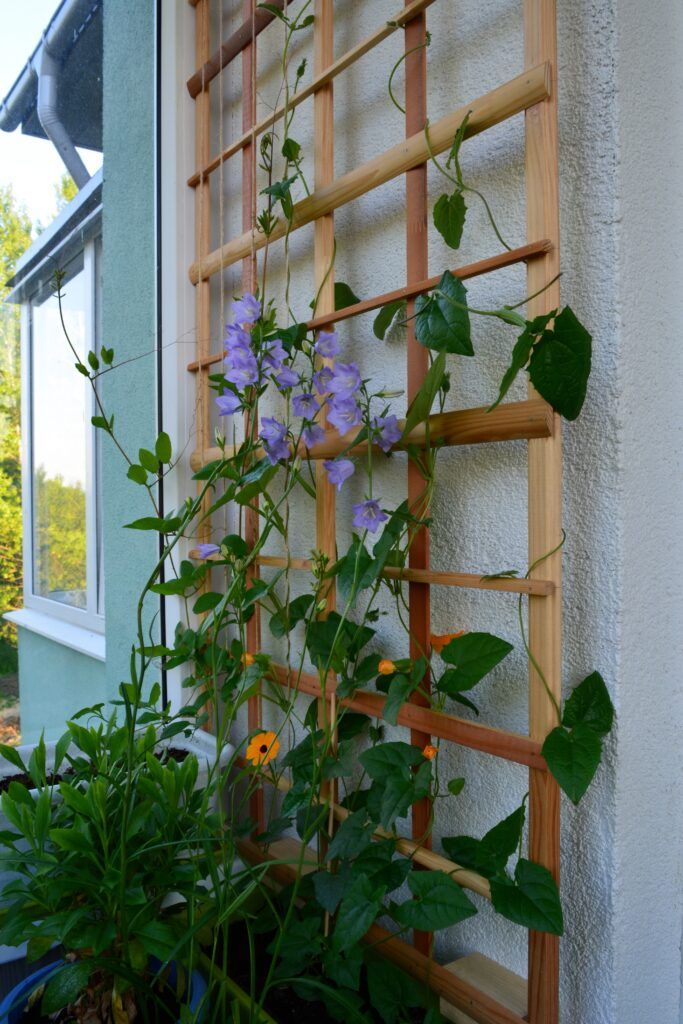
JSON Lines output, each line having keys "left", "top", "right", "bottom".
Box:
{"left": 246, "top": 731, "right": 280, "bottom": 767}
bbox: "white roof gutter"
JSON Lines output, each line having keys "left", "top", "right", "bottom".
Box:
{"left": 36, "top": 43, "right": 90, "bottom": 188}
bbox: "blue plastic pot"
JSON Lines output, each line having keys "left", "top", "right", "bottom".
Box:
{"left": 0, "top": 958, "right": 208, "bottom": 1023}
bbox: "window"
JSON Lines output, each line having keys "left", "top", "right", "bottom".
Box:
{"left": 24, "top": 239, "right": 103, "bottom": 631}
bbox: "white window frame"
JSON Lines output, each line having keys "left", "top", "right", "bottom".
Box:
{"left": 20, "top": 237, "right": 104, "bottom": 635}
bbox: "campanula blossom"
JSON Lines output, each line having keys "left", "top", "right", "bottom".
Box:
{"left": 224, "top": 323, "right": 251, "bottom": 354}
{"left": 197, "top": 543, "right": 220, "bottom": 558}
{"left": 274, "top": 366, "right": 300, "bottom": 390}
{"left": 314, "top": 329, "right": 340, "bottom": 358}
{"left": 263, "top": 338, "right": 287, "bottom": 374}
{"left": 352, "top": 498, "right": 388, "bottom": 533}
{"left": 231, "top": 293, "right": 261, "bottom": 326}
{"left": 324, "top": 458, "right": 355, "bottom": 491}
{"left": 327, "top": 396, "right": 362, "bottom": 435}
{"left": 264, "top": 438, "right": 290, "bottom": 465}
{"left": 260, "top": 417, "right": 287, "bottom": 445}
{"left": 328, "top": 361, "right": 361, "bottom": 399}
{"left": 225, "top": 347, "right": 258, "bottom": 388}
{"left": 313, "top": 366, "right": 334, "bottom": 395}
{"left": 215, "top": 392, "right": 241, "bottom": 416}
{"left": 372, "top": 414, "right": 402, "bottom": 453}
{"left": 293, "top": 392, "right": 320, "bottom": 418}
{"left": 302, "top": 422, "right": 326, "bottom": 449}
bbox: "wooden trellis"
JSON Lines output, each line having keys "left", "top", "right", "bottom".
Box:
{"left": 186, "top": 1, "right": 562, "bottom": 1021}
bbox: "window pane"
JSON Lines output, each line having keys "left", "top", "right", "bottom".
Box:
{"left": 31, "top": 264, "right": 87, "bottom": 609}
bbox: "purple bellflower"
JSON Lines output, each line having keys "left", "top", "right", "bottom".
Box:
{"left": 324, "top": 459, "right": 355, "bottom": 491}
{"left": 328, "top": 362, "right": 361, "bottom": 400}
{"left": 274, "top": 366, "right": 300, "bottom": 390}
{"left": 260, "top": 416, "right": 290, "bottom": 464}
{"left": 352, "top": 499, "right": 388, "bottom": 534}
{"left": 372, "top": 414, "right": 402, "bottom": 453}
{"left": 293, "top": 392, "right": 320, "bottom": 418}
{"left": 313, "top": 366, "right": 334, "bottom": 395}
{"left": 302, "top": 422, "right": 326, "bottom": 449}
{"left": 224, "top": 323, "right": 251, "bottom": 354}
{"left": 225, "top": 347, "right": 258, "bottom": 388}
{"left": 197, "top": 543, "right": 220, "bottom": 558}
{"left": 215, "top": 392, "right": 241, "bottom": 416}
{"left": 327, "top": 396, "right": 362, "bottom": 436}
{"left": 314, "top": 329, "right": 340, "bottom": 358}
{"left": 231, "top": 293, "right": 261, "bottom": 326}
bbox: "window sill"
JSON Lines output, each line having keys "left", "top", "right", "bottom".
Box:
{"left": 3, "top": 609, "right": 106, "bottom": 662}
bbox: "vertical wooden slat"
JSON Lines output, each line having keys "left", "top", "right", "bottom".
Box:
{"left": 242, "top": 0, "right": 264, "bottom": 830}
{"left": 524, "top": 2, "right": 561, "bottom": 1022}
{"left": 194, "top": 0, "right": 215, "bottom": 733}
{"left": 195, "top": 0, "right": 212, "bottom": 491}
{"left": 405, "top": 0, "right": 432, "bottom": 958}
{"left": 313, "top": 0, "right": 337, "bottom": 846}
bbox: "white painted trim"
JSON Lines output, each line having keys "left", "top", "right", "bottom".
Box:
{"left": 4, "top": 608, "right": 106, "bottom": 661}
{"left": 21, "top": 237, "right": 105, "bottom": 636}
{"left": 159, "top": 0, "right": 200, "bottom": 711}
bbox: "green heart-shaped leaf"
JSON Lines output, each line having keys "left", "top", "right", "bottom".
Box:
{"left": 542, "top": 723, "right": 602, "bottom": 804}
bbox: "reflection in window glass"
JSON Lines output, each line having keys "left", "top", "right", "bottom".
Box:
{"left": 31, "top": 264, "right": 87, "bottom": 608}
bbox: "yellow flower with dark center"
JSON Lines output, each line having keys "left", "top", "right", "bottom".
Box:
{"left": 378, "top": 659, "right": 397, "bottom": 675}
{"left": 242, "top": 652, "right": 255, "bottom": 667}
{"left": 430, "top": 630, "right": 465, "bottom": 654}
{"left": 246, "top": 731, "right": 279, "bottom": 766}
{"left": 422, "top": 744, "right": 438, "bottom": 761}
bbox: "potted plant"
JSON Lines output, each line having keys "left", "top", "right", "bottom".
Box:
{"left": 0, "top": 702, "right": 227, "bottom": 1021}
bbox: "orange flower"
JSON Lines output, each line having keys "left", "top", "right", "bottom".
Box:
{"left": 430, "top": 631, "right": 465, "bottom": 655}
{"left": 246, "top": 731, "right": 280, "bottom": 767}
{"left": 241, "top": 652, "right": 255, "bottom": 668}
{"left": 378, "top": 659, "right": 397, "bottom": 675}
{"left": 422, "top": 744, "right": 438, "bottom": 761}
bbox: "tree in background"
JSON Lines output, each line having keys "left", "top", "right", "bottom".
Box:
{"left": 54, "top": 172, "right": 77, "bottom": 214}
{"left": 0, "top": 186, "right": 31, "bottom": 676}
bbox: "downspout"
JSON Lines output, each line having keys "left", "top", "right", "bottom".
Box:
{"left": 36, "top": 41, "right": 90, "bottom": 189}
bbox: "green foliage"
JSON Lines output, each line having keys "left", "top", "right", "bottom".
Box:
{"left": 491, "top": 859, "right": 564, "bottom": 935}
{"left": 542, "top": 672, "right": 614, "bottom": 803}
{"left": 433, "top": 190, "right": 467, "bottom": 250}
{"left": 392, "top": 870, "right": 477, "bottom": 930}
{"left": 489, "top": 307, "right": 592, "bottom": 420}
{"left": 373, "top": 299, "right": 406, "bottom": 340}
{"left": 415, "top": 272, "right": 473, "bottom": 355}
{"left": 0, "top": 186, "right": 31, "bottom": 655}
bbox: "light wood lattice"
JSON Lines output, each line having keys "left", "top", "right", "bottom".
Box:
{"left": 186, "top": 2, "right": 562, "bottom": 1021}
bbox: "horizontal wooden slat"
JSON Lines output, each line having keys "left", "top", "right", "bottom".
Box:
{"left": 188, "top": 64, "right": 550, "bottom": 283}
{"left": 237, "top": 839, "right": 525, "bottom": 1024}
{"left": 189, "top": 399, "right": 554, "bottom": 470}
{"left": 365, "top": 924, "right": 528, "bottom": 1024}
{"left": 188, "top": 0, "right": 438, "bottom": 184}
{"left": 236, "top": 755, "right": 491, "bottom": 898}
{"left": 187, "top": 0, "right": 293, "bottom": 97}
{"left": 189, "top": 551, "right": 553, "bottom": 595}
{"left": 271, "top": 664, "right": 547, "bottom": 770}
{"left": 187, "top": 241, "right": 550, "bottom": 373}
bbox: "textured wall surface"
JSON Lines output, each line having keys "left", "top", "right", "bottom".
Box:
{"left": 613, "top": 0, "right": 683, "bottom": 1020}
{"left": 101, "top": 0, "right": 159, "bottom": 702}
{"left": 17, "top": 629, "right": 106, "bottom": 743}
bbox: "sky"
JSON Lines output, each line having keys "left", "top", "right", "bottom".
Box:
{"left": 0, "top": 1, "right": 102, "bottom": 231}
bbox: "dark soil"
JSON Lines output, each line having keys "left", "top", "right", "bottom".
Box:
{"left": 19, "top": 967, "right": 181, "bottom": 1024}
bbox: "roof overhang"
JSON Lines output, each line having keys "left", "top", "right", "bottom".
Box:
{"left": 0, "top": 0, "right": 103, "bottom": 152}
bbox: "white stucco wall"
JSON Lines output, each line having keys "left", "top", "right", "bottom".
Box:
{"left": 162, "top": 1, "right": 683, "bottom": 1020}
{"left": 613, "top": 1, "right": 683, "bottom": 1022}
